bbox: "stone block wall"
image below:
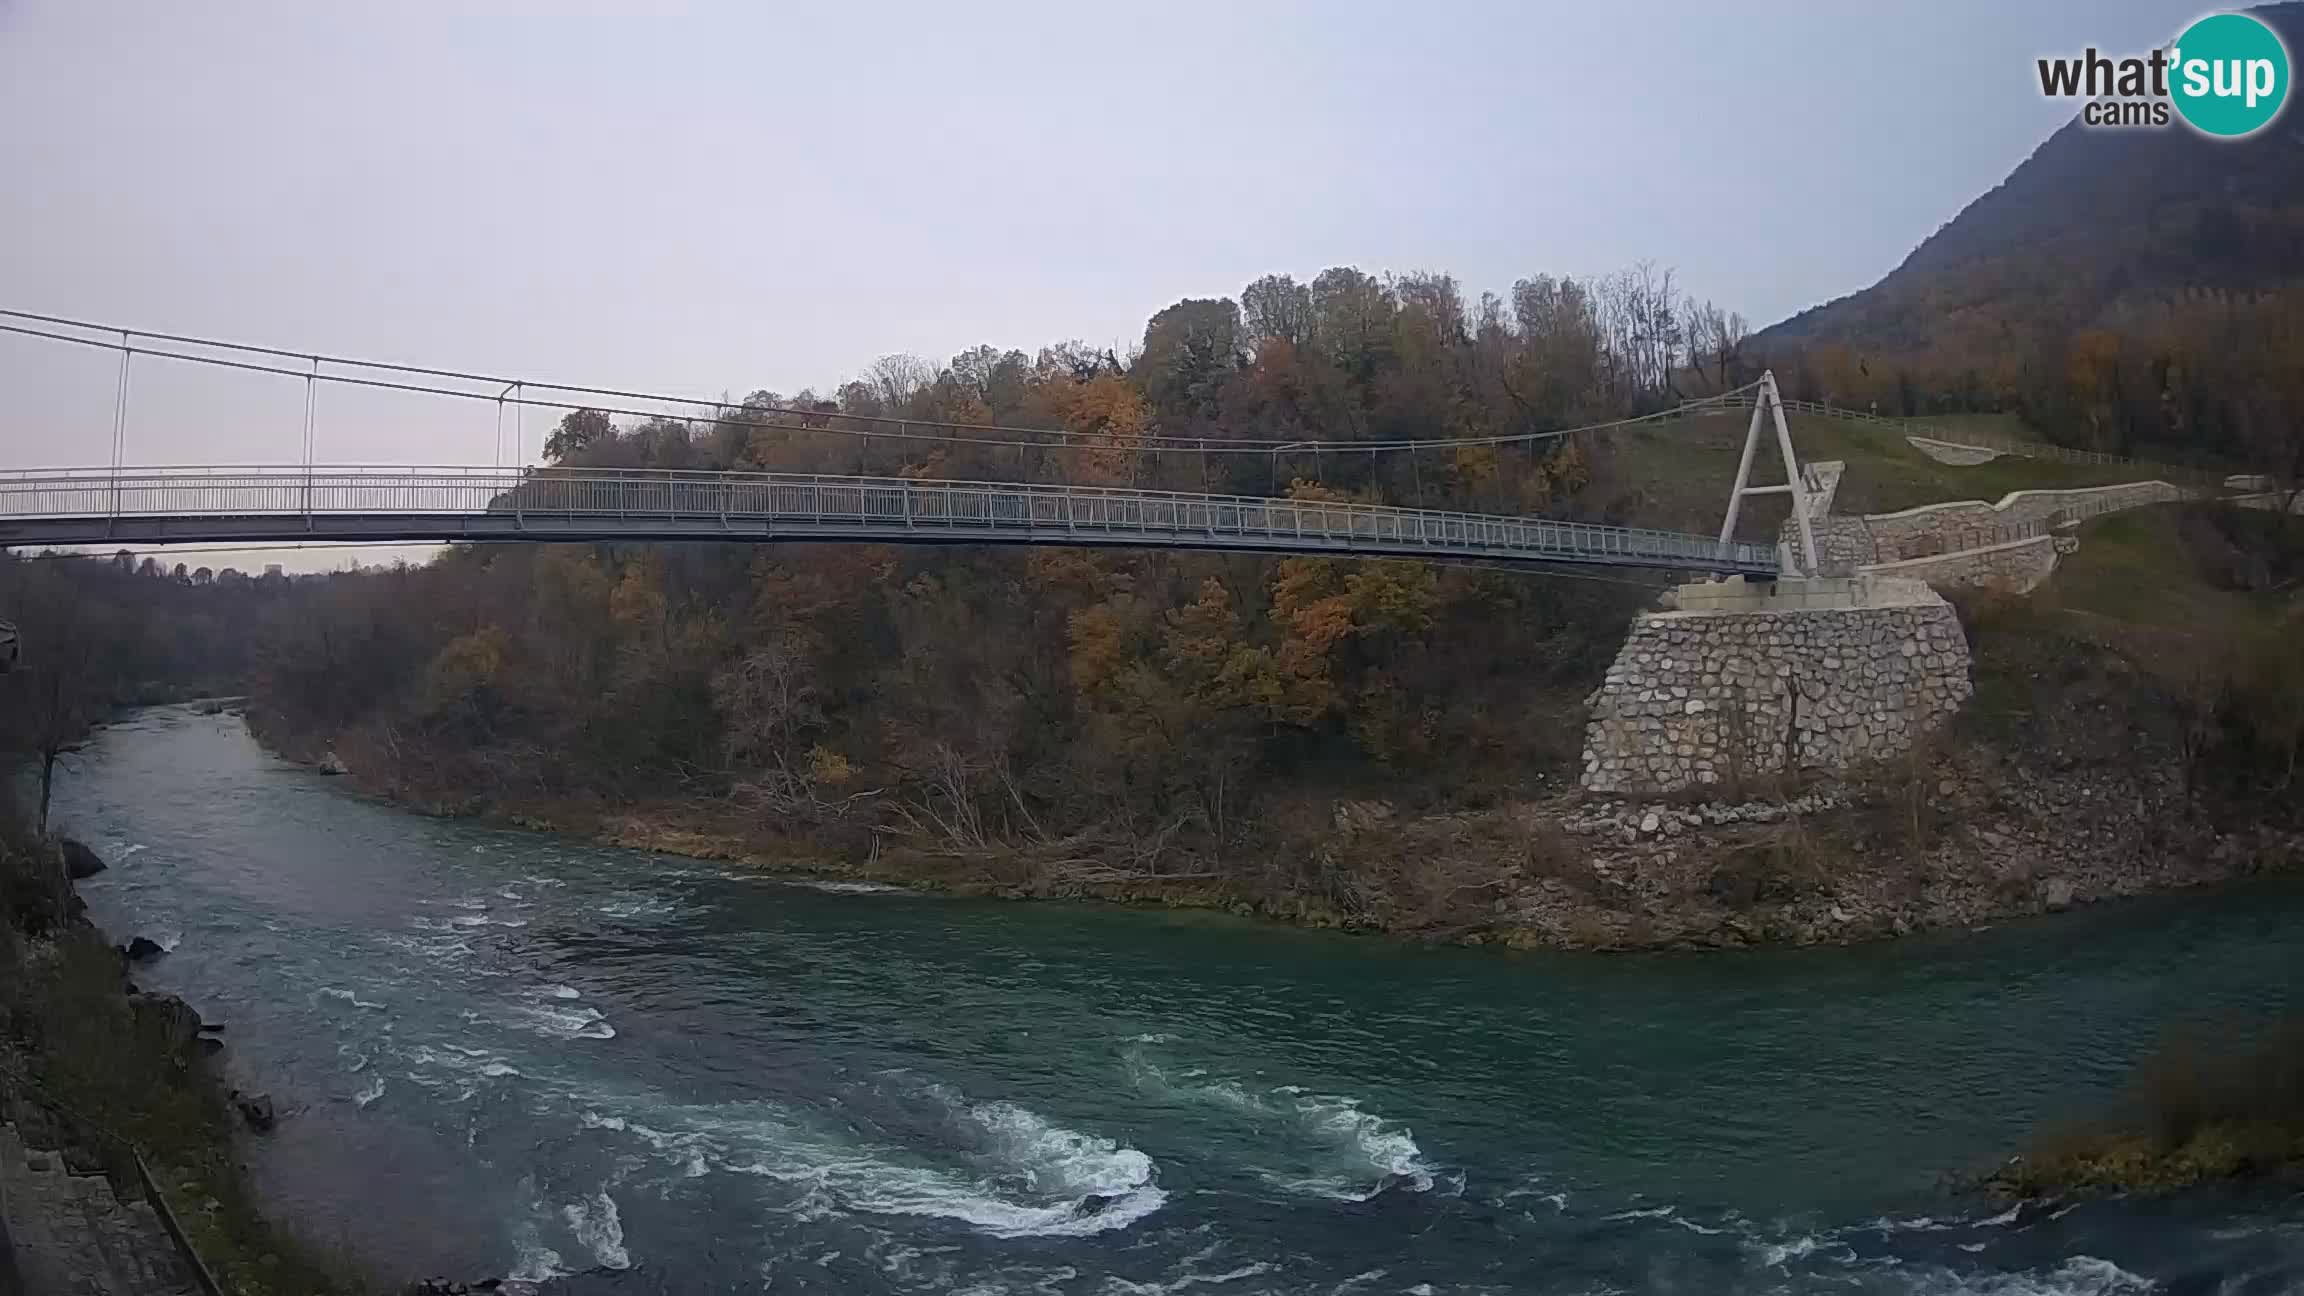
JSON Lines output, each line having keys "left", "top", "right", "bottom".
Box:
{"left": 1862, "top": 482, "right": 2188, "bottom": 560}
{"left": 1581, "top": 591, "right": 1973, "bottom": 795}
{"left": 1857, "top": 534, "right": 2062, "bottom": 594}
{"left": 1801, "top": 516, "right": 1877, "bottom": 576}
{"left": 1783, "top": 480, "right": 2192, "bottom": 568}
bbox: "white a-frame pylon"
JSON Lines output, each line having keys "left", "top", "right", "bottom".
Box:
{"left": 1716, "top": 369, "right": 1818, "bottom": 576}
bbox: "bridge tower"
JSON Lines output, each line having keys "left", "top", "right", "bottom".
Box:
{"left": 1716, "top": 370, "right": 1819, "bottom": 576}
{"left": 1585, "top": 370, "right": 1975, "bottom": 795}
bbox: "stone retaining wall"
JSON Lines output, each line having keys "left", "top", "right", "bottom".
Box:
{"left": 1581, "top": 587, "right": 1972, "bottom": 795}
{"left": 1860, "top": 481, "right": 2188, "bottom": 560}
{"left": 1782, "top": 480, "right": 2191, "bottom": 571}
{"left": 1802, "top": 516, "right": 1876, "bottom": 575}
{"left": 1857, "top": 533, "right": 2066, "bottom": 595}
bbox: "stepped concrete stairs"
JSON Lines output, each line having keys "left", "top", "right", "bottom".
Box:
{"left": 0, "top": 1120, "right": 197, "bottom": 1295}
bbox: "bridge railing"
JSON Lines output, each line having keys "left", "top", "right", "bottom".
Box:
{"left": 0, "top": 465, "right": 1780, "bottom": 573}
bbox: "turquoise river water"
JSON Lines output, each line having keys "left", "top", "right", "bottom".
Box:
{"left": 50, "top": 705, "right": 2304, "bottom": 1294}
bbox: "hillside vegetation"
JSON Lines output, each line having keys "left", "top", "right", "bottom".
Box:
{"left": 8, "top": 236, "right": 2301, "bottom": 938}
{"left": 1752, "top": 2, "right": 2304, "bottom": 479}
{"left": 1593, "top": 409, "right": 2159, "bottom": 538}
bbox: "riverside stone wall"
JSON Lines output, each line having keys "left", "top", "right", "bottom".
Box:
{"left": 1581, "top": 584, "right": 1973, "bottom": 795}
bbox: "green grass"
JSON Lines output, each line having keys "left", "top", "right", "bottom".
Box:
{"left": 1589, "top": 411, "right": 2156, "bottom": 541}
{"left": 2040, "top": 507, "right": 2248, "bottom": 630}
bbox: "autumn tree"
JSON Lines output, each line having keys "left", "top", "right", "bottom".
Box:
{"left": 1310, "top": 267, "right": 1396, "bottom": 380}
{"left": 545, "top": 408, "right": 616, "bottom": 462}
{"left": 1136, "top": 298, "right": 1243, "bottom": 418}
{"left": 1241, "top": 274, "right": 1316, "bottom": 353}
{"left": 1045, "top": 372, "right": 1152, "bottom": 486}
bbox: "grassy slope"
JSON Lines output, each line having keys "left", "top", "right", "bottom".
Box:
{"left": 2042, "top": 508, "right": 2247, "bottom": 629}
{"left": 1586, "top": 410, "right": 2151, "bottom": 541}
{"left": 1904, "top": 411, "right": 2046, "bottom": 444}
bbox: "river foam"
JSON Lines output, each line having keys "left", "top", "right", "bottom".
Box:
{"left": 317, "top": 987, "right": 388, "bottom": 1011}
{"left": 513, "top": 1003, "right": 616, "bottom": 1040}
{"left": 578, "top": 1081, "right": 1167, "bottom": 1241}
{"left": 562, "top": 1190, "right": 631, "bottom": 1270}
{"left": 1123, "top": 1044, "right": 1439, "bottom": 1201}
{"left": 1892, "top": 1256, "right": 2157, "bottom": 1295}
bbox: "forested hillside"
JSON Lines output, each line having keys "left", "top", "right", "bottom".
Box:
{"left": 248, "top": 263, "right": 1726, "bottom": 920}
{"left": 1755, "top": 2, "right": 2304, "bottom": 474}
{"left": 0, "top": 553, "right": 270, "bottom": 831}
{"left": 6, "top": 253, "right": 2301, "bottom": 938}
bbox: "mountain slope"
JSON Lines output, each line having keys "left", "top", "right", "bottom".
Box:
{"left": 1760, "top": 2, "right": 2304, "bottom": 362}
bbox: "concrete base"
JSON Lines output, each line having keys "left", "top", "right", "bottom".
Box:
{"left": 1666, "top": 574, "right": 1940, "bottom": 614}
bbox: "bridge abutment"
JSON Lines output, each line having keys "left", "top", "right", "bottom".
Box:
{"left": 1579, "top": 576, "right": 1972, "bottom": 795}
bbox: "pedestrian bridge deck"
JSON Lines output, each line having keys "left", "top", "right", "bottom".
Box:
{"left": 0, "top": 466, "right": 1781, "bottom": 576}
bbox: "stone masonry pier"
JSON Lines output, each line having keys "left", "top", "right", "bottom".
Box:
{"left": 1580, "top": 576, "right": 1972, "bottom": 795}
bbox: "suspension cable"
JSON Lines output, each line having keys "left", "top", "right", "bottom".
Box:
{"left": 0, "top": 309, "right": 1760, "bottom": 458}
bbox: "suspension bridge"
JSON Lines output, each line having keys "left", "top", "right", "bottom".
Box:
{"left": 0, "top": 310, "right": 1804, "bottom": 577}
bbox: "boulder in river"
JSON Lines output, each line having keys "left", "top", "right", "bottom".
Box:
{"left": 124, "top": 936, "right": 165, "bottom": 962}
{"left": 317, "top": 750, "right": 350, "bottom": 776}
{"left": 231, "top": 1090, "right": 277, "bottom": 1132}
{"left": 2041, "top": 877, "right": 2077, "bottom": 912}
{"left": 58, "top": 838, "right": 105, "bottom": 880}
{"left": 127, "top": 991, "right": 204, "bottom": 1058}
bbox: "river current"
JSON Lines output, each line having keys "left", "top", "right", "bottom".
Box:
{"left": 49, "top": 705, "right": 2304, "bottom": 1294}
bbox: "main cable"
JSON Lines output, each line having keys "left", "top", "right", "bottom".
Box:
{"left": 0, "top": 309, "right": 1761, "bottom": 457}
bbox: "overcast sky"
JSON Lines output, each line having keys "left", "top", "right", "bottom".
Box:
{"left": 0, "top": 0, "right": 2193, "bottom": 567}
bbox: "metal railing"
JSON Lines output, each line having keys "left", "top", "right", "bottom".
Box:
{"left": 0, "top": 465, "right": 1782, "bottom": 575}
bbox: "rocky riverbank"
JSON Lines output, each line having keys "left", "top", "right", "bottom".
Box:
{"left": 0, "top": 827, "right": 356, "bottom": 1294}
{"left": 272, "top": 716, "right": 2304, "bottom": 953}
{"left": 1974, "top": 1021, "right": 2304, "bottom": 1199}
{"left": 241, "top": 589, "right": 2304, "bottom": 953}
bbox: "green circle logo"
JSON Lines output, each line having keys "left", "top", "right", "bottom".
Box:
{"left": 2171, "top": 12, "right": 2290, "bottom": 137}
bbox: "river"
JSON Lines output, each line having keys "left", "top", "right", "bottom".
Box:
{"left": 47, "top": 704, "right": 2304, "bottom": 1294}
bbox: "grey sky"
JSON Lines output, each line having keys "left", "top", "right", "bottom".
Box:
{"left": 0, "top": 0, "right": 2191, "bottom": 566}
